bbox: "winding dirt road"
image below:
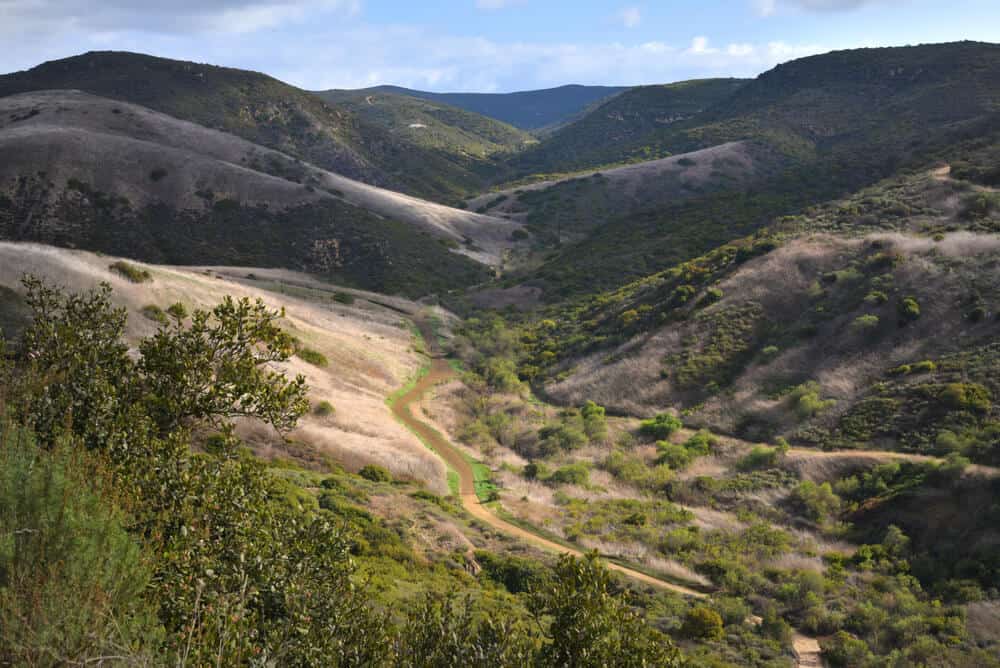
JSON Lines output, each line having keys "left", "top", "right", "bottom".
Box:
{"left": 390, "top": 354, "right": 706, "bottom": 598}
{"left": 391, "top": 318, "right": 825, "bottom": 665}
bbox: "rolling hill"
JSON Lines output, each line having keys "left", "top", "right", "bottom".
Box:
{"left": 328, "top": 84, "right": 629, "bottom": 130}
{"left": 503, "top": 41, "right": 1000, "bottom": 299}
{"left": 0, "top": 90, "right": 525, "bottom": 296}
{"left": 314, "top": 89, "right": 534, "bottom": 160}
{"left": 510, "top": 78, "right": 748, "bottom": 175}
{"left": 0, "top": 51, "right": 502, "bottom": 203}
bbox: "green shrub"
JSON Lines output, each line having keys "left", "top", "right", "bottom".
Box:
{"left": 789, "top": 382, "right": 835, "bottom": 419}
{"left": 358, "top": 464, "right": 393, "bottom": 483}
{"left": 851, "top": 314, "right": 880, "bottom": 331}
{"left": 912, "top": 359, "right": 936, "bottom": 373}
{"left": 547, "top": 462, "right": 590, "bottom": 486}
{"left": 538, "top": 423, "right": 587, "bottom": 454}
{"left": 108, "top": 260, "right": 152, "bottom": 283}
{"left": 940, "top": 383, "right": 992, "bottom": 413}
{"left": 737, "top": 445, "right": 782, "bottom": 471}
{"left": 523, "top": 461, "right": 549, "bottom": 480}
{"left": 680, "top": 606, "right": 724, "bottom": 640}
{"left": 0, "top": 428, "right": 162, "bottom": 662}
{"left": 333, "top": 291, "right": 355, "bottom": 305}
{"left": 897, "top": 296, "right": 921, "bottom": 324}
{"left": 789, "top": 481, "right": 841, "bottom": 522}
{"left": 581, "top": 400, "right": 608, "bottom": 442}
{"left": 165, "top": 302, "right": 187, "bottom": 320}
{"left": 761, "top": 345, "right": 780, "bottom": 359}
{"left": 655, "top": 441, "right": 692, "bottom": 470}
{"left": 864, "top": 290, "right": 889, "bottom": 305}
{"left": 313, "top": 400, "right": 335, "bottom": 416}
{"left": 297, "top": 347, "right": 329, "bottom": 367}
{"left": 140, "top": 304, "right": 167, "bottom": 325}
{"left": 639, "top": 413, "right": 682, "bottom": 439}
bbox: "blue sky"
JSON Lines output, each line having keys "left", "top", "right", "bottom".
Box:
{"left": 2, "top": 0, "right": 998, "bottom": 92}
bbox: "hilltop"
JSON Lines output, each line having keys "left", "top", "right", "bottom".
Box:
{"left": 334, "top": 84, "right": 630, "bottom": 130}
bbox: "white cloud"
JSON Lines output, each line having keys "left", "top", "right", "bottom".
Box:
{"left": 755, "top": 0, "right": 904, "bottom": 16}
{"left": 688, "top": 36, "right": 717, "bottom": 54}
{"left": 0, "top": 0, "right": 361, "bottom": 36}
{"left": 619, "top": 7, "right": 641, "bottom": 28}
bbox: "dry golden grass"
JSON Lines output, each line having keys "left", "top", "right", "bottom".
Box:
{"left": 0, "top": 242, "right": 451, "bottom": 492}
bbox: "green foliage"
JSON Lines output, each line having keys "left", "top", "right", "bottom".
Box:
{"left": 333, "top": 291, "right": 355, "bottom": 305}
{"left": 108, "top": 260, "right": 152, "bottom": 283}
{"left": 165, "top": 301, "right": 187, "bottom": 320}
{"left": 897, "top": 296, "right": 921, "bottom": 324}
{"left": 547, "top": 462, "right": 591, "bottom": 486}
{"left": 538, "top": 422, "right": 588, "bottom": 455}
{"left": 0, "top": 427, "right": 161, "bottom": 664}
{"left": 788, "top": 481, "right": 841, "bottom": 523}
{"left": 141, "top": 303, "right": 168, "bottom": 324}
{"left": 789, "top": 382, "right": 836, "bottom": 420}
{"left": 359, "top": 464, "right": 394, "bottom": 483}
{"left": 297, "top": 346, "right": 330, "bottom": 367}
{"left": 939, "top": 382, "right": 992, "bottom": 413}
{"left": 736, "top": 445, "right": 784, "bottom": 471}
{"left": 313, "top": 400, "right": 335, "bottom": 416}
{"left": 639, "top": 413, "right": 682, "bottom": 439}
{"left": 680, "top": 606, "right": 725, "bottom": 641}
{"left": 581, "top": 400, "right": 608, "bottom": 442}
{"left": 529, "top": 552, "right": 682, "bottom": 668}
{"left": 138, "top": 295, "right": 309, "bottom": 435}
{"left": 850, "top": 314, "right": 880, "bottom": 331}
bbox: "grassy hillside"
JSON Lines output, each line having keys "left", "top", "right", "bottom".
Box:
{"left": 355, "top": 84, "right": 630, "bottom": 130}
{"left": 0, "top": 51, "right": 498, "bottom": 203}
{"left": 511, "top": 78, "right": 747, "bottom": 175}
{"left": 503, "top": 42, "right": 1000, "bottom": 299}
{"left": 0, "top": 91, "right": 494, "bottom": 297}
{"left": 515, "top": 147, "right": 1000, "bottom": 462}
{"left": 314, "top": 89, "right": 534, "bottom": 160}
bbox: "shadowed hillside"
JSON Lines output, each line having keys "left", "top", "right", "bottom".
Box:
{"left": 0, "top": 51, "right": 503, "bottom": 203}
{"left": 0, "top": 90, "right": 512, "bottom": 296}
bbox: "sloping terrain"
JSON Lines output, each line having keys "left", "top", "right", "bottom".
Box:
{"left": 466, "top": 141, "right": 781, "bottom": 244}
{"left": 0, "top": 90, "right": 525, "bottom": 295}
{"left": 0, "top": 51, "right": 500, "bottom": 202}
{"left": 347, "top": 84, "right": 630, "bottom": 130}
{"left": 531, "top": 162, "right": 1000, "bottom": 460}
{"left": 0, "top": 242, "right": 453, "bottom": 492}
{"left": 510, "top": 78, "right": 747, "bottom": 175}
{"left": 314, "top": 89, "right": 534, "bottom": 159}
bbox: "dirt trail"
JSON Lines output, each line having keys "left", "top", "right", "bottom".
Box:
{"left": 393, "top": 318, "right": 831, "bottom": 665}
{"left": 390, "top": 324, "right": 706, "bottom": 598}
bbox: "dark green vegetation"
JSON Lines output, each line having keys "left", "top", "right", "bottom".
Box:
{"left": 338, "top": 84, "right": 630, "bottom": 130}
{"left": 0, "top": 174, "right": 488, "bottom": 298}
{"left": 0, "top": 278, "right": 690, "bottom": 666}
{"left": 511, "top": 78, "right": 748, "bottom": 175}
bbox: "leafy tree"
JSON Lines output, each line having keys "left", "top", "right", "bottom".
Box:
{"left": 395, "top": 594, "right": 536, "bottom": 667}
{"left": 530, "top": 553, "right": 682, "bottom": 668}
{"left": 138, "top": 295, "right": 308, "bottom": 436}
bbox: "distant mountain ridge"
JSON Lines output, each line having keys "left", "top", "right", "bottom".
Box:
{"left": 319, "top": 84, "right": 630, "bottom": 130}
